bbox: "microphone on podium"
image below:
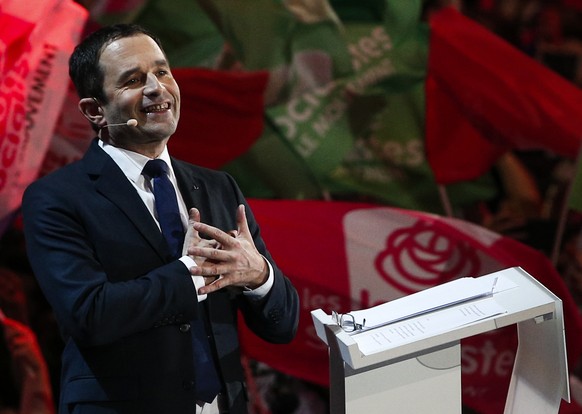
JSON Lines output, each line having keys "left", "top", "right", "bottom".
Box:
{"left": 101, "top": 119, "right": 138, "bottom": 128}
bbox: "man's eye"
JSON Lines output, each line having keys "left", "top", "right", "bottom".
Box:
{"left": 123, "top": 76, "right": 142, "bottom": 87}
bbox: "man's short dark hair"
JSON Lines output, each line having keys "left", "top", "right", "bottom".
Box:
{"left": 69, "top": 23, "right": 164, "bottom": 103}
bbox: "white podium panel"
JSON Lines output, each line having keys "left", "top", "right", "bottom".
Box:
{"left": 312, "top": 267, "right": 570, "bottom": 414}
{"left": 342, "top": 342, "right": 461, "bottom": 413}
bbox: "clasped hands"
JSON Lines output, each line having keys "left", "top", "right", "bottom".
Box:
{"left": 182, "top": 205, "right": 268, "bottom": 295}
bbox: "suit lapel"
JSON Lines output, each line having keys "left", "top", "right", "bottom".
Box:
{"left": 83, "top": 140, "right": 170, "bottom": 260}
{"left": 172, "top": 159, "right": 213, "bottom": 224}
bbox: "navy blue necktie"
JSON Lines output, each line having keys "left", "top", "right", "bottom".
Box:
{"left": 143, "top": 159, "right": 222, "bottom": 402}
{"left": 143, "top": 159, "right": 184, "bottom": 259}
{"left": 190, "top": 313, "right": 222, "bottom": 402}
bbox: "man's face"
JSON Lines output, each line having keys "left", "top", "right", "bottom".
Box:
{"left": 98, "top": 34, "right": 180, "bottom": 143}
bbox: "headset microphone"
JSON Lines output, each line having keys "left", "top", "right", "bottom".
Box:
{"left": 102, "top": 119, "right": 138, "bottom": 128}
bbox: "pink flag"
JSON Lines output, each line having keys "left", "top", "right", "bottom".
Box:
{"left": 426, "top": 7, "right": 582, "bottom": 184}
{"left": 243, "top": 198, "right": 582, "bottom": 413}
{"left": 0, "top": 0, "right": 88, "bottom": 224}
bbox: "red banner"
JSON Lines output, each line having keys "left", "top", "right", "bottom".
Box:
{"left": 242, "top": 199, "right": 582, "bottom": 413}
{"left": 426, "top": 7, "right": 582, "bottom": 185}
{"left": 0, "top": 0, "right": 87, "bottom": 224}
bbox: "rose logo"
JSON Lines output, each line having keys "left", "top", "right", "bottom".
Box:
{"left": 374, "top": 220, "right": 481, "bottom": 294}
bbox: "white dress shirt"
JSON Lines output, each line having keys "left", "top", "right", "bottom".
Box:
{"left": 99, "top": 139, "right": 273, "bottom": 302}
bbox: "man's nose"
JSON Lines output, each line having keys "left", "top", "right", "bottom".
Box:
{"left": 143, "top": 73, "right": 163, "bottom": 95}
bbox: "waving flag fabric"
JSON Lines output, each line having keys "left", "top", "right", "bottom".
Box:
{"left": 190, "top": 0, "right": 498, "bottom": 212}
{"left": 168, "top": 68, "right": 269, "bottom": 170}
{"left": 0, "top": 0, "right": 88, "bottom": 231}
{"left": 39, "top": 0, "right": 535, "bottom": 214}
{"left": 426, "top": 7, "right": 582, "bottom": 184}
{"left": 9, "top": 1, "right": 582, "bottom": 218}
{"left": 243, "top": 198, "right": 582, "bottom": 414}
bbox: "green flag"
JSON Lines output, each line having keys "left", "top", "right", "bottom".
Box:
{"left": 232, "top": 0, "right": 494, "bottom": 212}
{"left": 130, "top": 0, "right": 499, "bottom": 213}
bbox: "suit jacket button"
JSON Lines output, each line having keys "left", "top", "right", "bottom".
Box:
{"left": 179, "top": 323, "right": 191, "bottom": 333}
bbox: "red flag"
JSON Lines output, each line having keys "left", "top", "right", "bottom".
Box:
{"left": 168, "top": 68, "right": 269, "bottom": 170}
{"left": 425, "top": 75, "right": 507, "bottom": 184}
{"left": 243, "top": 199, "right": 582, "bottom": 413}
{"left": 425, "top": 7, "right": 582, "bottom": 184}
{"left": 0, "top": 0, "right": 88, "bottom": 224}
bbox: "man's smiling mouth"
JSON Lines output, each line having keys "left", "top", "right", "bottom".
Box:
{"left": 143, "top": 102, "right": 170, "bottom": 113}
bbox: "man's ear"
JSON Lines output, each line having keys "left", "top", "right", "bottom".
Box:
{"left": 78, "top": 97, "right": 105, "bottom": 129}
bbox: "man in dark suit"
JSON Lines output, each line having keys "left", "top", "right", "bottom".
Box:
{"left": 21, "top": 23, "right": 299, "bottom": 414}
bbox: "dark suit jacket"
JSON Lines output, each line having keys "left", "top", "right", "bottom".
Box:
{"left": 22, "top": 139, "right": 300, "bottom": 414}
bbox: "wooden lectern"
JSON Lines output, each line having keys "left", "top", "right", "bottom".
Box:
{"left": 311, "top": 267, "right": 570, "bottom": 414}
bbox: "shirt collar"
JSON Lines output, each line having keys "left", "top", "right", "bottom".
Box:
{"left": 98, "top": 139, "right": 175, "bottom": 185}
